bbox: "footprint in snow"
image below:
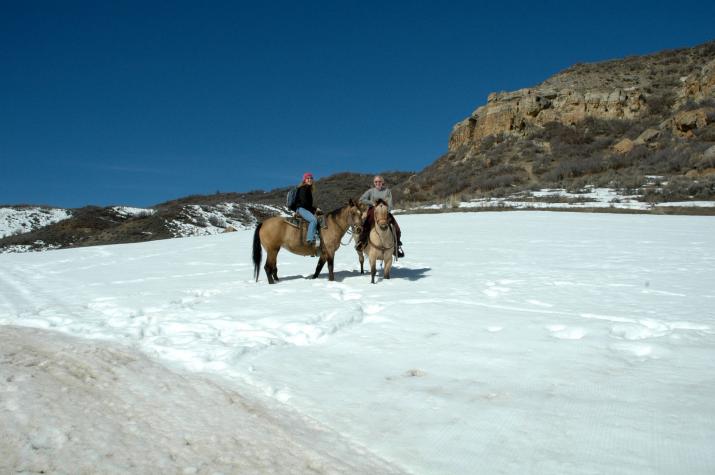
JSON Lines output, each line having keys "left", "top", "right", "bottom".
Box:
{"left": 547, "top": 324, "right": 586, "bottom": 340}
{"left": 483, "top": 284, "right": 510, "bottom": 298}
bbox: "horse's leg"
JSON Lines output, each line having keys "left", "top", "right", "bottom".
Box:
{"left": 358, "top": 249, "right": 364, "bottom": 274}
{"left": 384, "top": 254, "right": 393, "bottom": 279}
{"left": 264, "top": 249, "right": 278, "bottom": 284}
{"left": 327, "top": 255, "right": 335, "bottom": 281}
{"left": 263, "top": 263, "right": 274, "bottom": 284}
{"left": 370, "top": 254, "right": 377, "bottom": 284}
{"left": 313, "top": 256, "right": 326, "bottom": 279}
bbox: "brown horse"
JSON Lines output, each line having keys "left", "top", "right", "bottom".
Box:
{"left": 253, "top": 199, "right": 362, "bottom": 284}
{"left": 360, "top": 200, "right": 395, "bottom": 284}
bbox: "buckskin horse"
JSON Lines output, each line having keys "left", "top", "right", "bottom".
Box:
{"left": 360, "top": 199, "right": 395, "bottom": 284}
{"left": 252, "top": 199, "right": 362, "bottom": 283}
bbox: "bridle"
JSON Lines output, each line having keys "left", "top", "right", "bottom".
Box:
{"left": 368, "top": 204, "right": 394, "bottom": 252}
{"left": 340, "top": 206, "right": 362, "bottom": 247}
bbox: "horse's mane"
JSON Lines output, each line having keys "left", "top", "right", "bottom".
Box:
{"left": 326, "top": 205, "right": 346, "bottom": 220}
{"left": 326, "top": 199, "right": 358, "bottom": 220}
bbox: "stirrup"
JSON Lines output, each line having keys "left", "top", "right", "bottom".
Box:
{"left": 397, "top": 246, "right": 405, "bottom": 258}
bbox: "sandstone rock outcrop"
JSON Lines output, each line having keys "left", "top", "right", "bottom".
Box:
{"left": 448, "top": 42, "right": 715, "bottom": 153}
{"left": 449, "top": 86, "right": 647, "bottom": 152}
{"left": 672, "top": 107, "right": 715, "bottom": 137}
{"left": 679, "top": 59, "right": 715, "bottom": 105}
{"left": 635, "top": 128, "right": 661, "bottom": 144}
{"left": 400, "top": 40, "right": 715, "bottom": 205}
{"left": 613, "top": 138, "right": 635, "bottom": 155}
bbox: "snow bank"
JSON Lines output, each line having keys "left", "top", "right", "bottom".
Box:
{"left": 0, "top": 326, "right": 404, "bottom": 475}
{"left": 0, "top": 207, "right": 72, "bottom": 238}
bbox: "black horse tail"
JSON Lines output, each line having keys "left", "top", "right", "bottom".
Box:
{"left": 252, "top": 223, "right": 263, "bottom": 281}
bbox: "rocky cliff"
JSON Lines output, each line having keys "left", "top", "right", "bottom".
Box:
{"left": 448, "top": 43, "right": 715, "bottom": 150}
{"left": 398, "top": 40, "right": 715, "bottom": 204}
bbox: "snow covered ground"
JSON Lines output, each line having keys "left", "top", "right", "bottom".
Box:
{"left": 0, "top": 207, "right": 72, "bottom": 238}
{"left": 408, "top": 187, "right": 715, "bottom": 212}
{"left": 1, "top": 211, "right": 714, "bottom": 474}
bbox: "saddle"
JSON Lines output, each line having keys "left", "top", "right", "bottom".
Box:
{"left": 285, "top": 213, "right": 325, "bottom": 251}
{"left": 284, "top": 212, "right": 326, "bottom": 230}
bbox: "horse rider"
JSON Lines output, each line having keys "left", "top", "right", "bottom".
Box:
{"left": 355, "top": 175, "right": 404, "bottom": 257}
{"left": 295, "top": 172, "right": 320, "bottom": 247}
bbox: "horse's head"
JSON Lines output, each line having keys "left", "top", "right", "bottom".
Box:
{"left": 373, "top": 200, "right": 390, "bottom": 230}
{"left": 339, "top": 198, "right": 361, "bottom": 233}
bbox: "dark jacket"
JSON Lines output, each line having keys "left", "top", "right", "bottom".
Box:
{"left": 294, "top": 184, "right": 316, "bottom": 214}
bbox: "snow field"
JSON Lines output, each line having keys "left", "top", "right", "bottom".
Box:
{"left": 1, "top": 211, "right": 714, "bottom": 474}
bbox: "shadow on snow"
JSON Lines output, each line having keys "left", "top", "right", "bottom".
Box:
{"left": 266, "top": 266, "right": 432, "bottom": 283}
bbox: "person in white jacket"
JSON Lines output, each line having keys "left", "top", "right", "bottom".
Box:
{"left": 355, "top": 175, "right": 404, "bottom": 257}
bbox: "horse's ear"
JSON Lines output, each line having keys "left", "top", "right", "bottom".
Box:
{"left": 348, "top": 198, "right": 356, "bottom": 206}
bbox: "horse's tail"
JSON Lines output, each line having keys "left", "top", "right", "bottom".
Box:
{"left": 252, "top": 223, "right": 263, "bottom": 281}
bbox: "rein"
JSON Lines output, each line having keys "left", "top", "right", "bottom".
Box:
{"left": 340, "top": 225, "right": 357, "bottom": 246}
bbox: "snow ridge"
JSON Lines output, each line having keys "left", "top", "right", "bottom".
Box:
{"left": 167, "top": 202, "right": 286, "bottom": 237}
{"left": 0, "top": 207, "right": 72, "bottom": 238}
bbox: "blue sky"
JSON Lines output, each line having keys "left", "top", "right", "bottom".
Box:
{"left": 1, "top": 1, "right": 714, "bottom": 208}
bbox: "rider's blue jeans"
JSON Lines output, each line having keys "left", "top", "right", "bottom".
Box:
{"left": 296, "top": 207, "right": 317, "bottom": 242}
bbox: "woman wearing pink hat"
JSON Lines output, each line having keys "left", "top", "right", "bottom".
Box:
{"left": 294, "top": 172, "right": 320, "bottom": 247}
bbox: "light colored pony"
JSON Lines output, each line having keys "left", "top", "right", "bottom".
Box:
{"left": 360, "top": 200, "right": 395, "bottom": 284}
{"left": 252, "top": 200, "right": 362, "bottom": 283}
